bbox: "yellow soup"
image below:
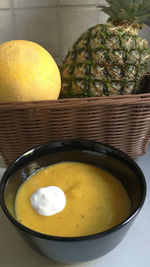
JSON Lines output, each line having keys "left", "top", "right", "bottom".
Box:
{"left": 15, "top": 162, "right": 131, "bottom": 237}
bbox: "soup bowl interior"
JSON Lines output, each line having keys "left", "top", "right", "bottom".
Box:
{"left": 0, "top": 139, "right": 146, "bottom": 264}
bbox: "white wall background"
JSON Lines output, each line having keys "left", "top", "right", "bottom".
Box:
{"left": 0, "top": 0, "right": 149, "bottom": 66}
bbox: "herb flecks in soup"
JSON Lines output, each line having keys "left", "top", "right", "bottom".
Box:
{"left": 15, "top": 162, "right": 131, "bottom": 237}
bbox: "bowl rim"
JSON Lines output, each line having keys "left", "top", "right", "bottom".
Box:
{"left": 0, "top": 139, "right": 147, "bottom": 242}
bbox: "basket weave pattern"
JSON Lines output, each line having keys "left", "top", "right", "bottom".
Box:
{"left": 0, "top": 93, "right": 150, "bottom": 165}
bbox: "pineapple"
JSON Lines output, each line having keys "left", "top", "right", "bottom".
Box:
{"left": 60, "top": 0, "right": 150, "bottom": 98}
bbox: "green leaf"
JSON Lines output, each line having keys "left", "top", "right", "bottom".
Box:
{"left": 118, "top": 0, "right": 133, "bottom": 9}
{"left": 139, "top": 9, "right": 150, "bottom": 16}
{"left": 118, "top": 9, "right": 128, "bottom": 20}
{"left": 132, "top": 0, "right": 143, "bottom": 4}
{"left": 137, "top": 3, "right": 150, "bottom": 15}
{"left": 98, "top": 5, "right": 119, "bottom": 18}
{"left": 139, "top": 14, "right": 150, "bottom": 26}
{"left": 98, "top": 0, "right": 150, "bottom": 25}
{"left": 104, "top": 0, "right": 112, "bottom": 5}
{"left": 109, "top": 0, "right": 122, "bottom": 11}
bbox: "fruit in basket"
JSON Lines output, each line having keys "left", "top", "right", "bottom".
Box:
{"left": 0, "top": 40, "right": 61, "bottom": 102}
{"left": 60, "top": 0, "right": 150, "bottom": 98}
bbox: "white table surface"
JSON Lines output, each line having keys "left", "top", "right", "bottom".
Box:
{"left": 0, "top": 147, "right": 150, "bottom": 267}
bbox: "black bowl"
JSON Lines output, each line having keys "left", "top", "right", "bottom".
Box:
{"left": 0, "top": 140, "right": 146, "bottom": 264}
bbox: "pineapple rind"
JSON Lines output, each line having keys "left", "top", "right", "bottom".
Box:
{"left": 60, "top": 23, "right": 149, "bottom": 98}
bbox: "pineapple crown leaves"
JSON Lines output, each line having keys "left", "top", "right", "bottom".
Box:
{"left": 98, "top": 0, "right": 150, "bottom": 27}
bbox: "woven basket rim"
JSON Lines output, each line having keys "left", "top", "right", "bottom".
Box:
{"left": 0, "top": 93, "right": 150, "bottom": 110}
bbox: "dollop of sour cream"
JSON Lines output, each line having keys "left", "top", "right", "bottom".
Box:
{"left": 30, "top": 186, "right": 66, "bottom": 216}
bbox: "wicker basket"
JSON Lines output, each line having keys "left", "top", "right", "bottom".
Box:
{"left": 0, "top": 92, "right": 150, "bottom": 165}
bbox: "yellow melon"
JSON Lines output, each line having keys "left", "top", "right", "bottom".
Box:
{"left": 0, "top": 40, "right": 61, "bottom": 102}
